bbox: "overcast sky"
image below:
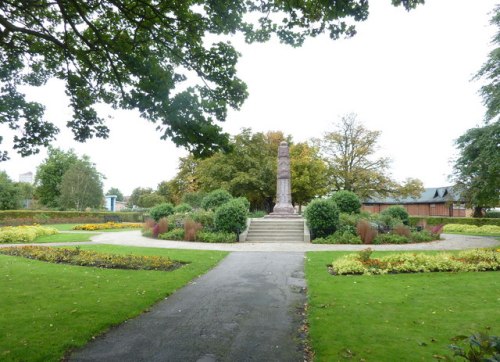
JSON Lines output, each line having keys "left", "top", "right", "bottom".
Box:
{"left": 1, "top": 0, "right": 496, "bottom": 196}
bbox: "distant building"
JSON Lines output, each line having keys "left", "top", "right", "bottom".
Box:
{"left": 19, "top": 172, "right": 33, "bottom": 184}
{"left": 105, "top": 195, "right": 117, "bottom": 212}
{"left": 362, "top": 186, "right": 466, "bottom": 217}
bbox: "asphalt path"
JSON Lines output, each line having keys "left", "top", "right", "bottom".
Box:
{"left": 70, "top": 252, "right": 307, "bottom": 362}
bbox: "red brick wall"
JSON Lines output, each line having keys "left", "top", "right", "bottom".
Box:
{"left": 362, "top": 203, "right": 466, "bottom": 217}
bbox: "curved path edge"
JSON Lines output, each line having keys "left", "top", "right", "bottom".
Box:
{"left": 90, "top": 231, "right": 500, "bottom": 252}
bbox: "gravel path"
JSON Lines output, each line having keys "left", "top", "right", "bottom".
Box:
{"left": 70, "top": 252, "right": 307, "bottom": 362}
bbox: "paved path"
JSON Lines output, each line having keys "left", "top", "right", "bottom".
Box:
{"left": 91, "top": 231, "right": 500, "bottom": 251}
{"left": 70, "top": 252, "right": 307, "bottom": 362}
{"left": 1, "top": 231, "right": 498, "bottom": 251}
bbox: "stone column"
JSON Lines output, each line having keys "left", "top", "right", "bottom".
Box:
{"left": 270, "top": 141, "right": 295, "bottom": 215}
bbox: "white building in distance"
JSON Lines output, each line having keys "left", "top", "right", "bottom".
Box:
{"left": 19, "top": 172, "right": 34, "bottom": 183}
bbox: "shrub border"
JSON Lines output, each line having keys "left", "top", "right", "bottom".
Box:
{"left": 0, "top": 210, "right": 144, "bottom": 225}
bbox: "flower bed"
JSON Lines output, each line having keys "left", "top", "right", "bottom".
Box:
{"left": 73, "top": 222, "right": 143, "bottom": 231}
{"left": 331, "top": 248, "right": 500, "bottom": 275}
{"left": 0, "top": 225, "right": 58, "bottom": 243}
{"left": 0, "top": 246, "right": 183, "bottom": 271}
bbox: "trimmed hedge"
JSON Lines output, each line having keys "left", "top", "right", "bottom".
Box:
{"left": 0, "top": 210, "right": 144, "bottom": 226}
{"left": 409, "top": 216, "right": 500, "bottom": 227}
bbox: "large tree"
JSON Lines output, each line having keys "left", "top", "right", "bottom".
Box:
{"left": 59, "top": 158, "right": 104, "bottom": 210}
{"left": 0, "top": 0, "right": 423, "bottom": 161}
{"left": 318, "top": 114, "right": 423, "bottom": 198}
{"left": 35, "top": 147, "right": 79, "bottom": 208}
{"left": 0, "top": 171, "right": 21, "bottom": 210}
{"left": 452, "top": 6, "right": 500, "bottom": 217}
{"left": 106, "top": 187, "right": 124, "bottom": 201}
{"left": 290, "top": 142, "right": 328, "bottom": 212}
{"left": 474, "top": 5, "right": 500, "bottom": 123}
{"left": 452, "top": 121, "right": 500, "bottom": 217}
{"left": 194, "top": 129, "right": 283, "bottom": 210}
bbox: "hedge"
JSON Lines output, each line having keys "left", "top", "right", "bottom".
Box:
{"left": 0, "top": 210, "right": 144, "bottom": 226}
{"left": 408, "top": 216, "right": 500, "bottom": 227}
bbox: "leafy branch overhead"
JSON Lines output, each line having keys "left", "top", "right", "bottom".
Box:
{"left": 0, "top": 0, "right": 424, "bottom": 160}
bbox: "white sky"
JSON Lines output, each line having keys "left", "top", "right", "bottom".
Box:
{"left": 1, "top": 0, "right": 496, "bottom": 196}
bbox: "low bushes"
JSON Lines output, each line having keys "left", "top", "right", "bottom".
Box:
{"left": 331, "top": 248, "right": 500, "bottom": 275}
{"left": 149, "top": 203, "right": 175, "bottom": 222}
{"left": 73, "top": 222, "right": 143, "bottom": 231}
{"left": 0, "top": 210, "right": 143, "bottom": 226}
{"left": 485, "top": 210, "right": 500, "bottom": 218}
{"left": 196, "top": 231, "right": 237, "bottom": 243}
{"left": 0, "top": 225, "right": 58, "bottom": 243}
{"left": 0, "top": 246, "right": 182, "bottom": 271}
{"left": 380, "top": 205, "right": 409, "bottom": 225}
{"left": 201, "top": 189, "right": 232, "bottom": 210}
{"left": 313, "top": 231, "right": 362, "bottom": 244}
{"left": 143, "top": 194, "right": 249, "bottom": 243}
{"left": 158, "top": 228, "right": 184, "bottom": 241}
{"left": 443, "top": 224, "right": 500, "bottom": 235}
{"left": 173, "top": 203, "right": 193, "bottom": 214}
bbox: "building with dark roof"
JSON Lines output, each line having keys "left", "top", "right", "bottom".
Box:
{"left": 362, "top": 186, "right": 466, "bottom": 217}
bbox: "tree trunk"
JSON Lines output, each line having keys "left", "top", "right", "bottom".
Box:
{"left": 473, "top": 206, "right": 484, "bottom": 218}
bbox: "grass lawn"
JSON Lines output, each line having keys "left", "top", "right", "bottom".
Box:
{"left": 306, "top": 251, "right": 500, "bottom": 362}
{"left": 0, "top": 245, "right": 228, "bottom": 361}
{"left": 33, "top": 233, "right": 94, "bottom": 243}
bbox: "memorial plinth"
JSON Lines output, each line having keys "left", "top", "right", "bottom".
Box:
{"left": 267, "top": 141, "right": 299, "bottom": 218}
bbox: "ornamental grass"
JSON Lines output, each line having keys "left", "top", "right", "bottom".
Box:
{"left": 331, "top": 248, "right": 500, "bottom": 276}
{"left": 0, "top": 246, "right": 184, "bottom": 271}
{"left": 73, "top": 222, "right": 143, "bottom": 231}
{"left": 0, "top": 225, "right": 58, "bottom": 243}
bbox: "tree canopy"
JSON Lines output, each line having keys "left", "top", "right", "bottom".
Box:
{"left": 474, "top": 5, "right": 500, "bottom": 123}
{"left": 35, "top": 147, "right": 79, "bottom": 208}
{"left": 452, "top": 121, "right": 500, "bottom": 216}
{"left": 0, "top": 0, "right": 423, "bottom": 161}
{"left": 452, "top": 5, "right": 500, "bottom": 216}
{"left": 318, "top": 114, "right": 423, "bottom": 199}
{"left": 0, "top": 171, "right": 22, "bottom": 210}
{"left": 106, "top": 187, "right": 124, "bottom": 201}
{"left": 59, "top": 158, "right": 104, "bottom": 210}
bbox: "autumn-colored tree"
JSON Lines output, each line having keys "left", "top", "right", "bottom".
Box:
{"left": 319, "top": 114, "right": 423, "bottom": 199}
{"left": 290, "top": 142, "right": 328, "bottom": 212}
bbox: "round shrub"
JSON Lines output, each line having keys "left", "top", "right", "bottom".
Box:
{"left": 149, "top": 202, "right": 174, "bottom": 222}
{"left": 305, "top": 199, "right": 340, "bottom": 238}
{"left": 174, "top": 203, "right": 193, "bottom": 214}
{"left": 233, "top": 196, "right": 250, "bottom": 211}
{"left": 189, "top": 210, "right": 215, "bottom": 230}
{"left": 381, "top": 205, "right": 409, "bottom": 225}
{"left": 201, "top": 189, "right": 233, "bottom": 210}
{"left": 214, "top": 199, "right": 248, "bottom": 234}
{"left": 330, "top": 191, "right": 361, "bottom": 214}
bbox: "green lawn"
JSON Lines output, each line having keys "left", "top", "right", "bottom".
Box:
{"left": 33, "top": 233, "right": 94, "bottom": 243}
{"left": 306, "top": 251, "right": 500, "bottom": 361}
{"left": 0, "top": 245, "right": 228, "bottom": 361}
{"left": 49, "top": 224, "right": 83, "bottom": 231}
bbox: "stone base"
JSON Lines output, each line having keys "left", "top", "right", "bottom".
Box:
{"left": 265, "top": 213, "right": 302, "bottom": 219}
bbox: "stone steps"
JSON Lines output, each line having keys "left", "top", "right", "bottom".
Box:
{"left": 243, "top": 218, "right": 308, "bottom": 243}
